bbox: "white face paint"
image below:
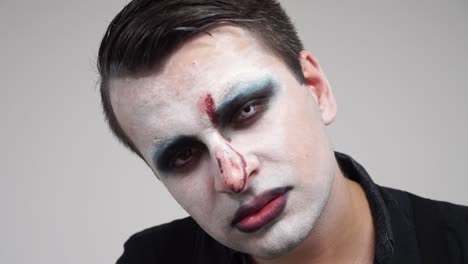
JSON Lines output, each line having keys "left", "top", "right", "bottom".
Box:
{"left": 110, "top": 25, "right": 337, "bottom": 259}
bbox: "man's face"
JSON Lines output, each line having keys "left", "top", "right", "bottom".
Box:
{"left": 110, "top": 25, "right": 337, "bottom": 258}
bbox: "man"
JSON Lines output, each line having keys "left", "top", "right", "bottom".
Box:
{"left": 97, "top": 0, "right": 468, "bottom": 263}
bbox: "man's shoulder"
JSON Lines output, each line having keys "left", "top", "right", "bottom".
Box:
{"left": 381, "top": 186, "right": 468, "bottom": 225}
{"left": 380, "top": 186, "right": 468, "bottom": 263}
{"left": 116, "top": 217, "right": 200, "bottom": 263}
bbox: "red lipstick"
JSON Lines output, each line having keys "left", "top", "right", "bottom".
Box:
{"left": 231, "top": 187, "right": 292, "bottom": 233}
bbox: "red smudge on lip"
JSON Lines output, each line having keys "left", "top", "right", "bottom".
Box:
{"left": 204, "top": 94, "right": 217, "bottom": 125}
{"left": 234, "top": 190, "right": 290, "bottom": 233}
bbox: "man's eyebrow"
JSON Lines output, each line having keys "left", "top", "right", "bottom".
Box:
{"left": 215, "top": 76, "right": 278, "bottom": 125}
{"left": 152, "top": 135, "right": 199, "bottom": 169}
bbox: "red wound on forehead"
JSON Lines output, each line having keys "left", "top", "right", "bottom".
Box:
{"left": 204, "top": 94, "right": 217, "bottom": 125}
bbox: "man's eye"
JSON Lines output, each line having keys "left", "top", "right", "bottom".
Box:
{"left": 169, "top": 147, "right": 201, "bottom": 168}
{"left": 232, "top": 99, "right": 268, "bottom": 123}
{"left": 239, "top": 105, "right": 256, "bottom": 119}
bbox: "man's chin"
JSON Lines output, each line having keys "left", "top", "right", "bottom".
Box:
{"left": 230, "top": 216, "right": 315, "bottom": 259}
{"left": 248, "top": 238, "right": 304, "bottom": 260}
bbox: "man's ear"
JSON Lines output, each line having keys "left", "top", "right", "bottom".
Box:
{"left": 299, "top": 50, "right": 337, "bottom": 125}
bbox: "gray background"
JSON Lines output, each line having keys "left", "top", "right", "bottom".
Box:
{"left": 1, "top": 0, "right": 467, "bottom": 263}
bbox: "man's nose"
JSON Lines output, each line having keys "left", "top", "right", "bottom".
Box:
{"left": 208, "top": 134, "right": 259, "bottom": 193}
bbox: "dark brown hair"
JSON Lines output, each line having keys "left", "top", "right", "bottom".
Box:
{"left": 97, "top": 0, "right": 305, "bottom": 157}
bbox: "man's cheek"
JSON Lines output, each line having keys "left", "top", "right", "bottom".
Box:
{"left": 171, "top": 182, "right": 213, "bottom": 214}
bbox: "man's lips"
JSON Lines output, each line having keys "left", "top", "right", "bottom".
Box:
{"left": 231, "top": 186, "right": 292, "bottom": 233}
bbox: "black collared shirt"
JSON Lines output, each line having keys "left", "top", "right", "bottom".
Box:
{"left": 116, "top": 152, "right": 468, "bottom": 263}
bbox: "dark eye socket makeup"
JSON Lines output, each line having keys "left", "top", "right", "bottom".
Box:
{"left": 152, "top": 76, "right": 279, "bottom": 173}
{"left": 154, "top": 136, "right": 205, "bottom": 172}
{"left": 215, "top": 76, "right": 278, "bottom": 126}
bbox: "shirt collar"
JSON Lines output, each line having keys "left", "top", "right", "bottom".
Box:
{"left": 335, "top": 152, "right": 394, "bottom": 263}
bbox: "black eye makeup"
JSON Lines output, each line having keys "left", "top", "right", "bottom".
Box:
{"left": 215, "top": 77, "right": 278, "bottom": 127}
{"left": 153, "top": 136, "right": 206, "bottom": 173}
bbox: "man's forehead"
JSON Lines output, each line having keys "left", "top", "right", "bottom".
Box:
{"left": 163, "top": 25, "right": 262, "bottom": 66}
{"left": 110, "top": 25, "right": 277, "bottom": 106}
{"left": 110, "top": 67, "right": 274, "bottom": 112}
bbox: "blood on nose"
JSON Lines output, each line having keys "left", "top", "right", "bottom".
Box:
{"left": 200, "top": 93, "right": 247, "bottom": 192}
{"left": 214, "top": 143, "right": 248, "bottom": 193}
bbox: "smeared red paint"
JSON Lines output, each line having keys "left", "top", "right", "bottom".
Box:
{"left": 216, "top": 158, "right": 224, "bottom": 174}
{"left": 214, "top": 142, "right": 248, "bottom": 193}
{"left": 226, "top": 143, "right": 248, "bottom": 193}
{"left": 200, "top": 95, "right": 231, "bottom": 145}
{"left": 204, "top": 94, "right": 217, "bottom": 125}
{"left": 227, "top": 144, "right": 247, "bottom": 176}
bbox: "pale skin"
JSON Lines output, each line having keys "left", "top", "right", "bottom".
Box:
{"left": 110, "top": 25, "right": 375, "bottom": 264}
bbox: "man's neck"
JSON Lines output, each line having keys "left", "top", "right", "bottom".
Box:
{"left": 252, "top": 164, "right": 375, "bottom": 264}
